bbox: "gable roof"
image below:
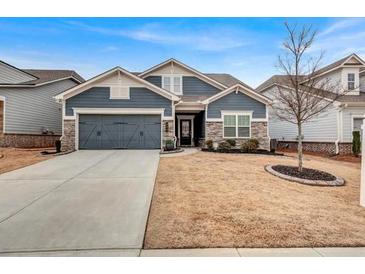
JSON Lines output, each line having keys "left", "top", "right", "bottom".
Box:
{"left": 301, "top": 53, "right": 365, "bottom": 83}
{"left": 202, "top": 83, "right": 272, "bottom": 105}
{"left": 21, "top": 69, "right": 85, "bottom": 85}
{"left": 0, "top": 60, "right": 84, "bottom": 87}
{"left": 138, "top": 58, "right": 228, "bottom": 90}
{"left": 256, "top": 75, "right": 307, "bottom": 92}
{"left": 55, "top": 66, "right": 180, "bottom": 101}
{"left": 0, "top": 60, "right": 38, "bottom": 83}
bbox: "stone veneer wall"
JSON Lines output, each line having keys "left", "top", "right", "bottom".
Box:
{"left": 0, "top": 133, "right": 60, "bottom": 148}
{"left": 277, "top": 141, "right": 353, "bottom": 155}
{"left": 162, "top": 120, "right": 174, "bottom": 139}
{"left": 61, "top": 119, "right": 75, "bottom": 151}
{"left": 205, "top": 121, "right": 270, "bottom": 150}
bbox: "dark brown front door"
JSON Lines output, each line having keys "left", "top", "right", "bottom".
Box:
{"left": 180, "top": 119, "right": 192, "bottom": 146}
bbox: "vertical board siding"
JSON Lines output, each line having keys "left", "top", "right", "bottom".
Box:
{"left": 182, "top": 76, "right": 220, "bottom": 96}
{"left": 207, "top": 91, "right": 267, "bottom": 119}
{"left": 0, "top": 62, "right": 36, "bottom": 84}
{"left": 145, "top": 76, "right": 162, "bottom": 87}
{"left": 65, "top": 87, "right": 172, "bottom": 117}
{"left": 0, "top": 79, "right": 77, "bottom": 135}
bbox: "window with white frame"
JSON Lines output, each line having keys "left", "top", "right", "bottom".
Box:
{"left": 223, "top": 113, "right": 251, "bottom": 138}
{"left": 348, "top": 73, "right": 355, "bottom": 90}
{"left": 162, "top": 75, "right": 182, "bottom": 95}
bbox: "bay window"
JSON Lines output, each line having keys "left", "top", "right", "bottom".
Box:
{"left": 223, "top": 113, "right": 251, "bottom": 138}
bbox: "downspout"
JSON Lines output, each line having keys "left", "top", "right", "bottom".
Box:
{"left": 335, "top": 103, "right": 345, "bottom": 154}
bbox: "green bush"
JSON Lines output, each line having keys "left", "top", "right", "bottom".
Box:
{"left": 218, "top": 141, "right": 231, "bottom": 150}
{"left": 241, "top": 138, "right": 259, "bottom": 152}
{"left": 226, "top": 139, "right": 236, "bottom": 147}
{"left": 352, "top": 131, "right": 361, "bottom": 156}
{"left": 205, "top": 139, "right": 213, "bottom": 149}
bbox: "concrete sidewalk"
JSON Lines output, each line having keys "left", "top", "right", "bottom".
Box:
{"left": 1, "top": 247, "right": 365, "bottom": 257}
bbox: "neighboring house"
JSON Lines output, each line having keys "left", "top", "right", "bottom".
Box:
{"left": 0, "top": 60, "right": 84, "bottom": 148}
{"left": 55, "top": 58, "right": 272, "bottom": 151}
{"left": 257, "top": 53, "right": 365, "bottom": 155}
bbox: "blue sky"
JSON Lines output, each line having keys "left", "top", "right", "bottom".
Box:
{"left": 0, "top": 17, "right": 364, "bottom": 87}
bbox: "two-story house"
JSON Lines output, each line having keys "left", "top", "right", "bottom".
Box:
{"left": 55, "top": 59, "right": 272, "bottom": 151}
{"left": 0, "top": 60, "right": 84, "bottom": 148}
{"left": 257, "top": 53, "right": 365, "bottom": 154}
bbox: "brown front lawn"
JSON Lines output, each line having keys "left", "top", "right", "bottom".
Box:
{"left": 144, "top": 151, "right": 365, "bottom": 249}
{"left": 0, "top": 147, "right": 52, "bottom": 174}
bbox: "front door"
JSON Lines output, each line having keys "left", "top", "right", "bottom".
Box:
{"left": 180, "top": 119, "right": 192, "bottom": 146}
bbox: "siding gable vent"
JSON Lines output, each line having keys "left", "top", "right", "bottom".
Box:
{"left": 110, "top": 86, "right": 130, "bottom": 99}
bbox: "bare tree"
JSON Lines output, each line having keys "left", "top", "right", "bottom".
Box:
{"left": 273, "top": 22, "right": 346, "bottom": 172}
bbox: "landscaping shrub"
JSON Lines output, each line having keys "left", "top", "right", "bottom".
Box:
{"left": 218, "top": 141, "right": 231, "bottom": 150}
{"left": 226, "top": 139, "right": 236, "bottom": 147}
{"left": 164, "top": 138, "right": 175, "bottom": 151}
{"left": 205, "top": 139, "right": 213, "bottom": 149}
{"left": 352, "top": 131, "right": 361, "bottom": 156}
{"left": 241, "top": 138, "right": 259, "bottom": 152}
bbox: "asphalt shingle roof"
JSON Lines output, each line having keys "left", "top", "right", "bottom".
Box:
{"left": 21, "top": 69, "right": 85, "bottom": 85}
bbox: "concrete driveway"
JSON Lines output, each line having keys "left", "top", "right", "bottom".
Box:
{"left": 0, "top": 150, "right": 160, "bottom": 255}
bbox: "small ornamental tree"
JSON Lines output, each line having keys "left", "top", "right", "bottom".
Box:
{"left": 272, "top": 22, "right": 347, "bottom": 172}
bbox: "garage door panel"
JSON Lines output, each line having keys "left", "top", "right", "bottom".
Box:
{"left": 79, "top": 116, "right": 101, "bottom": 149}
{"left": 79, "top": 114, "right": 161, "bottom": 150}
{"left": 101, "top": 116, "right": 123, "bottom": 149}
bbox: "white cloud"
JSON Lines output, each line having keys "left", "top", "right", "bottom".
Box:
{"left": 319, "top": 18, "right": 365, "bottom": 37}
{"left": 64, "top": 21, "right": 253, "bottom": 52}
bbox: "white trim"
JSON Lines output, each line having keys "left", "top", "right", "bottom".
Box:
{"left": 177, "top": 115, "right": 195, "bottom": 146}
{"left": 162, "top": 74, "right": 183, "bottom": 95}
{"left": 202, "top": 84, "right": 272, "bottom": 105}
{"left": 222, "top": 111, "right": 252, "bottom": 139}
{"left": 0, "top": 76, "right": 82, "bottom": 88}
{"left": 54, "top": 66, "right": 180, "bottom": 101}
{"left": 351, "top": 114, "right": 365, "bottom": 134}
{"left": 138, "top": 58, "right": 227, "bottom": 90}
{"left": 0, "top": 95, "right": 6, "bottom": 133}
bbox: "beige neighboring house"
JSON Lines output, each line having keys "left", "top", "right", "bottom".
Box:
{"left": 257, "top": 53, "right": 365, "bottom": 155}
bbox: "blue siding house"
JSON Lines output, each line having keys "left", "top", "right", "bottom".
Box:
{"left": 55, "top": 58, "right": 272, "bottom": 151}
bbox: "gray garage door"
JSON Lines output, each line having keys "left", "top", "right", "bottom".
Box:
{"left": 79, "top": 114, "right": 161, "bottom": 149}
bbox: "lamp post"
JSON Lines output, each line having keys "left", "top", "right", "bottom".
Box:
{"left": 361, "top": 123, "right": 365, "bottom": 207}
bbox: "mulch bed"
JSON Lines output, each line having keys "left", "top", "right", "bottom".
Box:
{"left": 271, "top": 165, "right": 336, "bottom": 181}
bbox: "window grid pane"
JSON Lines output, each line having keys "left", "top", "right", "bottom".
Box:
{"left": 238, "top": 115, "right": 250, "bottom": 127}
{"left": 224, "top": 115, "right": 236, "bottom": 127}
{"left": 224, "top": 127, "right": 236, "bottom": 137}
{"left": 163, "top": 77, "right": 171, "bottom": 91}
{"left": 348, "top": 73, "right": 355, "bottom": 81}
{"left": 238, "top": 127, "right": 250, "bottom": 137}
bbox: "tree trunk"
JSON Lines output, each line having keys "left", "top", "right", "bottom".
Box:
{"left": 298, "top": 123, "right": 303, "bottom": 172}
